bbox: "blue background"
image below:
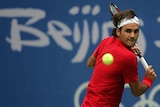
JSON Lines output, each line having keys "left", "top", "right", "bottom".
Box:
{"left": 0, "top": 0, "right": 160, "bottom": 107}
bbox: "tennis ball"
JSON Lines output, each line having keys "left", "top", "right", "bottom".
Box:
{"left": 102, "top": 53, "right": 114, "bottom": 65}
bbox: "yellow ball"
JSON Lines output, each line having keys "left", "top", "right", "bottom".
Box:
{"left": 102, "top": 53, "right": 114, "bottom": 65}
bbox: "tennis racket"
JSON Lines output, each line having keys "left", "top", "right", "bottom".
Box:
{"left": 109, "top": 3, "right": 120, "bottom": 17}
{"left": 134, "top": 44, "right": 149, "bottom": 70}
{"left": 109, "top": 3, "right": 149, "bottom": 70}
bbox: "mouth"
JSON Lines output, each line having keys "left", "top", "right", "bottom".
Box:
{"left": 129, "top": 39, "right": 136, "bottom": 41}
{"left": 128, "top": 39, "right": 137, "bottom": 43}
{"left": 127, "top": 40, "right": 136, "bottom": 47}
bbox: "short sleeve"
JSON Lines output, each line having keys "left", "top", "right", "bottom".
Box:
{"left": 93, "top": 46, "right": 99, "bottom": 58}
{"left": 93, "top": 39, "right": 106, "bottom": 58}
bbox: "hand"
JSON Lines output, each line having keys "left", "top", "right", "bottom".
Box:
{"left": 144, "top": 65, "right": 157, "bottom": 82}
{"left": 131, "top": 45, "right": 142, "bottom": 56}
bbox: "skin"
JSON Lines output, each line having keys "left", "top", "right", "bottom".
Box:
{"left": 116, "top": 23, "right": 139, "bottom": 47}
{"left": 87, "top": 23, "right": 157, "bottom": 97}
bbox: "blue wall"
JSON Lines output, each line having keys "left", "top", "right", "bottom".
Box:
{"left": 0, "top": 0, "right": 160, "bottom": 107}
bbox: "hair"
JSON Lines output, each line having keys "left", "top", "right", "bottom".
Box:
{"left": 111, "top": 9, "right": 137, "bottom": 37}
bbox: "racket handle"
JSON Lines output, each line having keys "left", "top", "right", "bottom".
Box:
{"left": 139, "top": 57, "right": 149, "bottom": 70}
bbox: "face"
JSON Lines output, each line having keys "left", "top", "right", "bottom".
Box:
{"left": 116, "top": 23, "right": 139, "bottom": 47}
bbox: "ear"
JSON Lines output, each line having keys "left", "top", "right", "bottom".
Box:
{"left": 116, "top": 28, "right": 120, "bottom": 37}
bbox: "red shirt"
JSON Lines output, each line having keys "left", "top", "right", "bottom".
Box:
{"left": 81, "top": 36, "right": 138, "bottom": 107}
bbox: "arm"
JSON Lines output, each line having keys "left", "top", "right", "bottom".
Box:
{"left": 87, "top": 54, "right": 96, "bottom": 68}
{"left": 129, "top": 81, "right": 148, "bottom": 97}
{"left": 129, "top": 65, "right": 157, "bottom": 97}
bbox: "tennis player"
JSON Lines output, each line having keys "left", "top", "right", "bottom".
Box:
{"left": 81, "top": 9, "right": 157, "bottom": 107}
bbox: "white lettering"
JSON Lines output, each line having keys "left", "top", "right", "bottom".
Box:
{"left": 74, "top": 81, "right": 160, "bottom": 107}
{"left": 6, "top": 19, "right": 49, "bottom": 51}
{"left": 47, "top": 20, "right": 72, "bottom": 50}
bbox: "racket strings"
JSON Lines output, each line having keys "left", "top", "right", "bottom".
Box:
{"left": 109, "top": 3, "right": 120, "bottom": 16}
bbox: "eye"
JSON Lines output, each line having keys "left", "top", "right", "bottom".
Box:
{"left": 125, "top": 29, "right": 132, "bottom": 33}
{"left": 134, "top": 29, "right": 139, "bottom": 33}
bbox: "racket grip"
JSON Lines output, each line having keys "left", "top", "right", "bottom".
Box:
{"left": 140, "top": 57, "right": 149, "bottom": 70}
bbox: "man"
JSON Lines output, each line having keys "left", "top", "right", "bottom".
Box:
{"left": 81, "top": 9, "right": 157, "bottom": 107}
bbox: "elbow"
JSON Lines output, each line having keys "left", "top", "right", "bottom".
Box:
{"left": 131, "top": 90, "right": 144, "bottom": 97}
{"left": 132, "top": 93, "right": 141, "bottom": 97}
{"left": 87, "top": 62, "right": 94, "bottom": 68}
{"left": 87, "top": 63, "right": 91, "bottom": 68}
{"left": 87, "top": 55, "right": 96, "bottom": 68}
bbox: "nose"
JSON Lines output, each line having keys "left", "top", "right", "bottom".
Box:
{"left": 130, "top": 31, "right": 135, "bottom": 38}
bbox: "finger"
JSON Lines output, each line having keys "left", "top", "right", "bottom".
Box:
{"left": 148, "top": 65, "right": 153, "bottom": 69}
{"left": 152, "top": 71, "right": 155, "bottom": 75}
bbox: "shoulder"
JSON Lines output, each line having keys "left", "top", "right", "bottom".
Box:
{"left": 99, "top": 36, "right": 116, "bottom": 46}
{"left": 112, "top": 45, "right": 137, "bottom": 65}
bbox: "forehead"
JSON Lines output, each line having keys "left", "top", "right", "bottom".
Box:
{"left": 122, "top": 23, "right": 139, "bottom": 30}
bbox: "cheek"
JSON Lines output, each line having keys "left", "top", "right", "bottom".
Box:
{"left": 120, "top": 33, "right": 129, "bottom": 39}
{"left": 136, "top": 33, "right": 139, "bottom": 37}
{"left": 133, "top": 33, "right": 139, "bottom": 39}
{"left": 119, "top": 36, "right": 127, "bottom": 42}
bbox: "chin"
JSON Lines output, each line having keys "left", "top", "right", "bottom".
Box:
{"left": 126, "top": 43, "right": 134, "bottom": 47}
{"left": 128, "top": 42, "right": 136, "bottom": 47}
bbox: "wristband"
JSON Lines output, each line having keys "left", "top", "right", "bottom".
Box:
{"left": 142, "top": 77, "right": 153, "bottom": 88}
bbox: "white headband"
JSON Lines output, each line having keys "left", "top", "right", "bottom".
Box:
{"left": 117, "top": 16, "right": 139, "bottom": 28}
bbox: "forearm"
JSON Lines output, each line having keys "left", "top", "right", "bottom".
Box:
{"left": 129, "top": 79, "right": 151, "bottom": 97}
{"left": 132, "top": 82, "right": 148, "bottom": 97}
{"left": 130, "top": 66, "right": 156, "bottom": 97}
